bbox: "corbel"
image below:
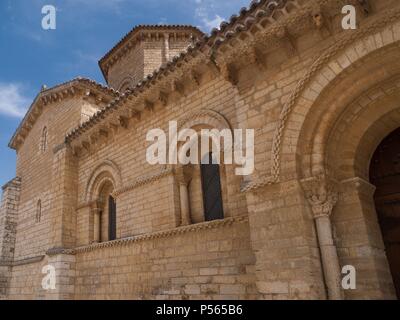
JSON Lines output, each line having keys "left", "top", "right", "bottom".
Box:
{"left": 171, "top": 80, "right": 185, "bottom": 96}
{"left": 108, "top": 122, "right": 119, "bottom": 135}
{"left": 132, "top": 111, "right": 141, "bottom": 122}
{"left": 248, "top": 45, "right": 267, "bottom": 69}
{"left": 144, "top": 100, "right": 154, "bottom": 112}
{"left": 158, "top": 91, "right": 169, "bottom": 107}
{"left": 190, "top": 70, "right": 201, "bottom": 86}
{"left": 356, "top": 0, "right": 371, "bottom": 16}
{"left": 118, "top": 116, "right": 129, "bottom": 129}
{"left": 273, "top": 26, "right": 296, "bottom": 56}
{"left": 98, "top": 128, "right": 109, "bottom": 139}
{"left": 72, "top": 145, "right": 82, "bottom": 157}
{"left": 90, "top": 133, "right": 98, "bottom": 145}
{"left": 221, "top": 62, "right": 239, "bottom": 86}
{"left": 81, "top": 141, "right": 90, "bottom": 152}
{"left": 205, "top": 57, "right": 221, "bottom": 77}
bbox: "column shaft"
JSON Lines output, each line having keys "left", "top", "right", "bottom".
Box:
{"left": 315, "top": 215, "right": 343, "bottom": 300}
{"left": 93, "top": 211, "right": 101, "bottom": 243}
{"left": 179, "top": 183, "right": 191, "bottom": 226}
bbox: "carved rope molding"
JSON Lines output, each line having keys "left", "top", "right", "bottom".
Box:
{"left": 49, "top": 215, "right": 248, "bottom": 255}
{"left": 242, "top": 5, "right": 400, "bottom": 192}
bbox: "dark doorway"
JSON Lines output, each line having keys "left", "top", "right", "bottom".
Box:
{"left": 201, "top": 153, "right": 224, "bottom": 221}
{"left": 370, "top": 127, "right": 400, "bottom": 299}
{"left": 108, "top": 195, "right": 117, "bottom": 241}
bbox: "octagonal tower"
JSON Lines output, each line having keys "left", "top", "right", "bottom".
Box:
{"left": 99, "top": 25, "right": 204, "bottom": 91}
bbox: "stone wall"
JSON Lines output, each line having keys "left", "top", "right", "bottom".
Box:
{"left": 73, "top": 218, "right": 256, "bottom": 300}
{"left": 75, "top": 75, "right": 247, "bottom": 242}
{"left": 3, "top": 0, "right": 400, "bottom": 300}
{"left": 13, "top": 96, "right": 99, "bottom": 260}
{"left": 106, "top": 31, "right": 197, "bottom": 90}
{"left": 0, "top": 177, "right": 21, "bottom": 299}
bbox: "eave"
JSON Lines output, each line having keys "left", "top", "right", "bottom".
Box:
{"left": 98, "top": 25, "right": 205, "bottom": 83}
{"left": 8, "top": 78, "right": 119, "bottom": 151}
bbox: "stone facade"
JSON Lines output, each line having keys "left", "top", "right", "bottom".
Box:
{"left": 1, "top": 0, "right": 400, "bottom": 300}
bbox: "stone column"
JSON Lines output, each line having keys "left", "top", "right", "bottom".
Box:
{"left": 0, "top": 177, "right": 21, "bottom": 299}
{"left": 301, "top": 174, "right": 344, "bottom": 300}
{"left": 175, "top": 166, "right": 192, "bottom": 226}
{"left": 92, "top": 206, "right": 102, "bottom": 244}
{"left": 179, "top": 183, "right": 191, "bottom": 226}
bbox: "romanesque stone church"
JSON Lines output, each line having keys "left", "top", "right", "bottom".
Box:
{"left": 1, "top": 0, "right": 399, "bottom": 300}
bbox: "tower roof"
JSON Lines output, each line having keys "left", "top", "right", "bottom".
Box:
{"left": 98, "top": 25, "right": 205, "bottom": 83}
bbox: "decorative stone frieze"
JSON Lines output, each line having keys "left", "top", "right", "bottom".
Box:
{"left": 68, "top": 215, "right": 248, "bottom": 255}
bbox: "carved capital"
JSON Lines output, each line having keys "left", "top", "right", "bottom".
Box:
{"left": 175, "top": 165, "right": 192, "bottom": 186}
{"left": 301, "top": 174, "right": 338, "bottom": 218}
{"left": 220, "top": 62, "right": 238, "bottom": 86}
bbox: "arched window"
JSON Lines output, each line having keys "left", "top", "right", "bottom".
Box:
{"left": 96, "top": 181, "right": 117, "bottom": 243}
{"left": 200, "top": 153, "right": 224, "bottom": 221}
{"left": 41, "top": 127, "right": 48, "bottom": 152}
{"left": 36, "top": 200, "right": 42, "bottom": 223}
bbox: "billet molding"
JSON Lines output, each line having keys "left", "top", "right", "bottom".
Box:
{"left": 52, "top": 215, "right": 249, "bottom": 255}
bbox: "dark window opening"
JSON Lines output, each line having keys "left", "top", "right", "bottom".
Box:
{"left": 201, "top": 153, "right": 224, "bottom": 221}
{"left": 370, "top": 127, "right": 400, "bottom": 299}
{"left": 108, "top": 195, "right": 117, "bottom": 241}
{"left": 36, "top": 200, "right": 42, "bottom": 223}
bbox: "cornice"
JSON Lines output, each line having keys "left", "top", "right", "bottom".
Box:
{"left": 63, "top": 0, "right": 382, "bottom": 161}
{"left": 1, "top": 176, "right": 21, "bottom": 191}
{"left": 99, "top": 25, "right": 205, "bottom": 82}
{"left": 64, "top": 0, "right": 309, "bottom": 153}
{"left": 8, "top": 78, "right": 119, "bottom": 151}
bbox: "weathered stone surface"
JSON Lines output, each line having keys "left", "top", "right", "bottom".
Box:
{"left": 1, "top": 0, "right": 400, "bottom": 300}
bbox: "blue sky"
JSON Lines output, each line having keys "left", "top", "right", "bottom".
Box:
{"left": 0, "top": 0, "right": 249, "bottom": 186}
